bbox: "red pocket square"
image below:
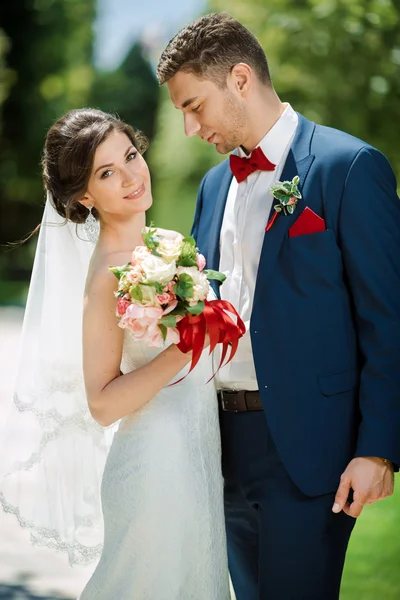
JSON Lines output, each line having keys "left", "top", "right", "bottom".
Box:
{"left": 288, "top": 207, "right": 326, "bottom": 238}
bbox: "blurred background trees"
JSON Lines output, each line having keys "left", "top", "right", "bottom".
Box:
{"left": 0, "top": 1, "right": 159, "bottom": 303}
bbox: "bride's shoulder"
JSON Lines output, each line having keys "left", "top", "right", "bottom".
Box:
{"left": 85, "top": 250, "right": 129, "bottom": 296}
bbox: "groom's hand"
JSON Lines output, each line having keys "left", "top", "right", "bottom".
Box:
{"left": 332, "top": 457, "right": 394, "bottom": 518}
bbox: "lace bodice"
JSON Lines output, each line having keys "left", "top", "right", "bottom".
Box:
{"left": 78, "top": 331, "right": 231, "bottom": 599}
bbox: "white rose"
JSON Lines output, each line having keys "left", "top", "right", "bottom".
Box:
{"left": 176, "top": 266, "right": 210, "bottom": 306}
{"left": 157, "top": 236, "right": 183, "bottom": 263}
{"left": 141, "top": 254, "right": 176, "bottom": 285}
{"left": 139, "top": 284, "right": 159, "bottom": 307}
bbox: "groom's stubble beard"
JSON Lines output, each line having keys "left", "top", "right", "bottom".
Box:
{"left": 214, "top": 90, "right": 248, "bottom": 155}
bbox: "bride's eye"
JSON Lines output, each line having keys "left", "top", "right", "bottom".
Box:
{"left": 126, "top": 151, "right": 137, "bottom": 161}
{"left": 101, "top": 169, "right": 113, "bottom": 179}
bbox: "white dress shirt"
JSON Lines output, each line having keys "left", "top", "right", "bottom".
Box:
{"left": 215, "top": 103, "right": 298, "bottom": 390}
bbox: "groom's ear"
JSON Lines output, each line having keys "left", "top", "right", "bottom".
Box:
{"left": 230, "top": 63, "right": 252, "bottom": 95}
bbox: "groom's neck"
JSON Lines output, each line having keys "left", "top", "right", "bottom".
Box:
{"left": 241, "top": 88, "right": 285, "bottom": 153}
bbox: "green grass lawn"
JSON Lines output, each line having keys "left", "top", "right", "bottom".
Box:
{"left": 340, "top": 484, "right": 400, "bottom": 599}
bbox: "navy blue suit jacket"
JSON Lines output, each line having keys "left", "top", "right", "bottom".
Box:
{"left": 192, "top": 113, "right": 400, "bottom": 496}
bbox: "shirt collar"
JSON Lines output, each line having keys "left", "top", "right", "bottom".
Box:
{"left": 238, "top": 103, "right": 298, "bottom": 164}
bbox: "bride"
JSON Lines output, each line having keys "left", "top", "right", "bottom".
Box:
{"left": 0, "top": 108, "right": 231, "bottom": 599}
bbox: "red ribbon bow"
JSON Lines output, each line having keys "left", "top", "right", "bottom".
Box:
{"left": 171, "top": 299, "right": 246, "bottom": 385}
{"left": 229, "top": 146, "right": 276, "bottom": 183}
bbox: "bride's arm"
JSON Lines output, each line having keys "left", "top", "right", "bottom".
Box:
{"left": 82, "top": 269, "right": 191, "bottom": 427}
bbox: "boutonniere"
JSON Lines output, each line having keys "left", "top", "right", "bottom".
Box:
{"left": 265, "top": 176, "right": 302, "bottom": 232}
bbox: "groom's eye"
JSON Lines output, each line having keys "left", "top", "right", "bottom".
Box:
{"left": 192, "top": 104, "right": 201, "bottom": 113}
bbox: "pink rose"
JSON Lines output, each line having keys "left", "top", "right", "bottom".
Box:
{"left": 166, "top": 281, "right": 176, "bottom": 293}
{"left": 196, "top": 253, "right": 206, "bottom": 271}
{"left": 129, "top": 318, "right": 149, "bottom": 339}
{"left": 126, "top": 265, "right": 142, "bottom": 285}
{"left": 156, "top": 292, "right": 172, "bottom": 305}
{"left": 162, "top": 299, "right": 178, "bottom": 315}
{"left": 116, "top": 297, "right": 131, "bottom": 316}
{"left": 166, "top": 327, "right": 180, "bottom": 344}
{"left": 125, "top": 304, "right": 163, "bottom": 321}
{"left": 142, "top": 323, "right": 164, "bottom": 347}
{"left": 287, "top": 197, "right": 297, "bottom": 206}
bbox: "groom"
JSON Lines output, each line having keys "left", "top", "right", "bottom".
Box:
{"left": 157, "top": 12, "right": 400, "bottom": 599}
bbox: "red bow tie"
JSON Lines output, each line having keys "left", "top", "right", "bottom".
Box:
{"left": 229, "top": 146, "right": 276, "bottom": 183}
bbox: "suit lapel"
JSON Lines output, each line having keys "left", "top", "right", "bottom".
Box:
{"left": 254, "top": 115, "right": 316, "bottom": 299}
{"left": 207, "top": 162, "right": 233, "bottom": 297}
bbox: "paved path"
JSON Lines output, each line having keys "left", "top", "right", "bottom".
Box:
{"left": 0, "top": 308, "right": 93, "bottom": 599}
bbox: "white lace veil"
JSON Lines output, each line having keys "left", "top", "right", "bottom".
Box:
{"left": 0, "top": 193, "right": 112, "bottom": 565}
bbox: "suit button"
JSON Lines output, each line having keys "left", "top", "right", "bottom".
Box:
{"left": 264, "top": 386, "right": 268, "bottom": 389}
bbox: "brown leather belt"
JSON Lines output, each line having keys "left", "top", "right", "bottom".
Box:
{"left": 218, "top": 389, "right": 263, "bottom": 412}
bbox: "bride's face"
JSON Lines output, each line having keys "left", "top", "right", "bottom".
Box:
{"left": 82, "top": 130, "right": 152, "bottom": 218}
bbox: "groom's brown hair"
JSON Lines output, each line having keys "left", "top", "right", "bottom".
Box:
{"left": 156, "top": 12, "right": 271, "bottom": 88}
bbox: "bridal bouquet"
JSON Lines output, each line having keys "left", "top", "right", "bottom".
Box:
{"left": 110, "top": 226, "right": 245, "bottom": 378}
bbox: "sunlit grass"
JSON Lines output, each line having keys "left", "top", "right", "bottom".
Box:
{"left": 340, "top": 484, "right": 400, "bottom": 599}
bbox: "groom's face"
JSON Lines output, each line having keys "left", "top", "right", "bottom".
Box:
{"left": 167, "top": 71, "right": 247, "bottom": 154}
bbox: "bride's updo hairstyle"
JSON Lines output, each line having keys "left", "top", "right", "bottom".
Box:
{"left": 42, "top": 108, "right": 149, "bottom": 224}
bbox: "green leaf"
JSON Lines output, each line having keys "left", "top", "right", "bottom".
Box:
{"left": 108, "top": 263, "right": 131, "bottom": 279}
{"left": 170, "top": 305, "right": 187, "bottom": 317}
{"left": 159, "top": 315, "right": 177, "bottom": 327}
{"left": 177, "top": 256, "right": 198, "bottom": 267}
{"left": 292, "top": 176, "right": 300, "bottom": 185}
{"left": 158, "top": 324, "right": 167, "bottom": 342}
{"left": 174, "top": 273, "right": 194, "bottom": 299}
{"left": 179, "top": 240, "right": 198, "bottom": 264}
{"left": 271, "top": 190, "right": 289, "bottom": 203}
{"left": 109, "top": 266, "right": 122, "bottom": 279}
{"left": 186, "top": 300, "right": 205, "bottom": 315}
{"left": 145, "top": 281, "right": 165, "bottom": 295}
{"left": 182, "top": 236, "right": 196, "bottom": 247}
{"left": 204, "top": 269, "right": 227, "bottom": 283}
{"left": 274, "top": 205, "right": 282, "bottom": 212}
{"left": 287, "top": 204, "right": 295, "bottom": 214}
{"left": 142, "top": 224, "right": 162, "bottom": 252}
{"left": 129, "top": 285, "right": 143, "bottom": 302}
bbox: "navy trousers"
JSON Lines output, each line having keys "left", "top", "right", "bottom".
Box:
{"left": 219, "top": 409, "right": 356, "bottom": 600}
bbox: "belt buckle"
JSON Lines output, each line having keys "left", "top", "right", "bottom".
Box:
{"left": 220, "top": 389, "right": 242, "bottom": 412}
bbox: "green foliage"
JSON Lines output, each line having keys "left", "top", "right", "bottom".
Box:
{"left": 341, "top": 487, "right": 400, "bottom": 598}
{"left": 176, "top": 238, "right": 198, "bottom": 267}
{"left": 204, "top": 269, "right": 227, "bottom": 283}
{"left": 159, "top": 314, "right": 177, "bottom": 327}
{"left": 0, "top": 3, "right": 159, "bottom": 303}
{"left": 89, "top": 43, "right": 160, "bottom": 141}
{"left": 0, "top": 0, "right": 97, "bottom": 297}
{"left": 186, "top": 300, "right": 205, "bottom": 315}
{"left": 142, "top": 224, "right": 162, "bottom": 255}
{"left": 174, "top": 272, "right": 194, "bottom": 299}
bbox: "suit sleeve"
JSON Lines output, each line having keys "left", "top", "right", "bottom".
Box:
{"left": 190, "top": 174, "right": 207, "bottom": 242}
{"left": 338, "top": 146, "right": 400, "bottom": 467}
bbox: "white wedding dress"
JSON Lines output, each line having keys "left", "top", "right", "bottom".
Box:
{"left": 78, "top": 330, "right": 231, "bottom": 600}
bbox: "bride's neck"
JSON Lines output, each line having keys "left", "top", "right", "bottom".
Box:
{"left": 98, "top": 213, "right": 146, "bottom": 252}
